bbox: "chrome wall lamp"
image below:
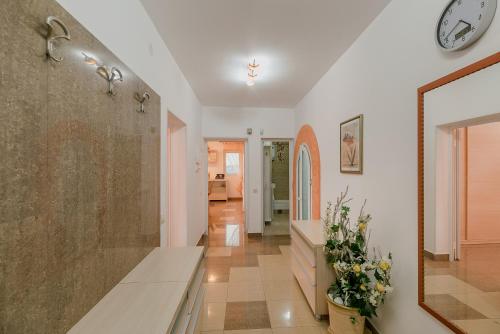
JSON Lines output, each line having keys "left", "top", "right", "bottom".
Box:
{"left": 134, "top": 92, "right": 150, "bottom": 113}
{"left": 82, "top": 52, "right": 123, "bottom": 96}
{"left": 46, "top": 16, "right": 71, "bottom": 62}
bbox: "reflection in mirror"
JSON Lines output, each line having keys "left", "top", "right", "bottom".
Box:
{"left": 420, "top": 55, "right": 500, "bottom": 334}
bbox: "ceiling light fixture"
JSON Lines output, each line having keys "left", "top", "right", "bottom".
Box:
{"left": 246, "top": 58, "right": 259, "bottom": 86}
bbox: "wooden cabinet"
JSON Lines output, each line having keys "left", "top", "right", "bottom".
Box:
{"left": 209, "top": 179, "right": 228, "bottom": 201}
{"left": 291, "top": 221, "right": 335, "bottom": 319}
{"left": 68, "top": 247, "right": 205, "bottom": 334}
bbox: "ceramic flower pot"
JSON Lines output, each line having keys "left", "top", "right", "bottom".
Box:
{"left": 326, "top": 295, "right": 366, "bottom": 334}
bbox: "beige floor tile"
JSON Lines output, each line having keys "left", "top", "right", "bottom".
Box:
{"left": 225, "top": 329, "right": 273, "bottom": 334}
{"left": 267, "top": 300, "right": 321, "bottom": 328}
{"left": 258, "top": 255, "right": 287, "bottom": 267}
{"left": 205, "top": 283, "right": 229, "bottom": 303}
{"left": 452, "top": 319, "right": 500, "bottom": 334}
{"left": 202, "top": 303, "right": 227, "bottom": 331}
{"left": 260, "top": 265, "right": 294, "bottom": 282}
{"left": 425, "top": 275, "right": 483, "bottom": 295}
{"left": 272, "top": 327, "right": 324, "bottom": 334}
{"left": 279, "top": 246, "right": 291, "bottom": 261}
{"left": 263, "top": 280, "right": 304, "bottom": 301}
{"left": 207, "top": 247, "right": 233, "bottom": 257}
{"left": 264, "top": 214, "right": 290, "bottom": 236}
{"left": 229, "top": 267, "right": 262, "bottom": 283}
{"left": 451, "top": 292, "right": 500, "bottom": 318}
{"left": 202, "top": 331, "right": 224, "bottom": 334}
{"left": 227, "top": 281, "right": 266, "bottom": 302}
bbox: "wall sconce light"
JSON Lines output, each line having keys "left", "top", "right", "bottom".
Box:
{"left": 82, "top": 52, "right": 98, "bottom": 65}
{"left": 82, "top": 52, "right": 123, "bottom": 96}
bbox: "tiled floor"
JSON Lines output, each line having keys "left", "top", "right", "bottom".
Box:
{"left": 202, "top": 200, "right": 373, "bottom": 334}
{"left": 264, "top": 212, "right": 290, "bottom": 236}
{"left": 424, "top": 244, "right": 500, "bottom": 333}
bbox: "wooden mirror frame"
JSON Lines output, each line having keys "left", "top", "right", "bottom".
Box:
{"left": 418, "top": 52, "right": 500, "bottom": 334}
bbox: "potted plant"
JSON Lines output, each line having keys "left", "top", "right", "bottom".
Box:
{"left": 323, "top": 188, "right": 393, "bottom": 334}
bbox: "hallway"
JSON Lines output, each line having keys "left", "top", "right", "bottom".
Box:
{"left": 202, "top": 200, "right": 372, "bottom": 333}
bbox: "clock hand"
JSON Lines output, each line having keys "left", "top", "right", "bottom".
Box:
{"left": 454, "top": 20, "right": 472, "bottom": 40}
{"left": 445, "top": 21, "right": 462, "bottom": 41}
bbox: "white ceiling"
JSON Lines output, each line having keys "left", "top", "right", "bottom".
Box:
{"left": 140, "top": 0, "right": 391, "bottom": 108}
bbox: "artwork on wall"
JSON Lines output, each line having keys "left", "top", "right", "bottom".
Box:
{"left": 208, "top": 150, "right": 217, "bottom": 163}
{"left": 340, "top": 114, "right": 363, "bottom": 174}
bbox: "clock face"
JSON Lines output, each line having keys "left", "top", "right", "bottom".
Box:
{"left": 437, "top": 0, "right": 497, "bottom": 51}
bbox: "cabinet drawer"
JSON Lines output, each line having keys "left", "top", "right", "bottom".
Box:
{"left": 290, "top": 245, "right": 316, "bottom": 286}
{"left": 292, "top": 256, "right": 316, "bottom": 313}
{"left": 171, "top": 295, "right": 189, "bottom": 334}
{"left": 186, "top": 284, "right": 205, "bottom": 334}
{"left": 291, "top": 229, "right": 316, "bottom": 267}
{"left": 188, "top": 260, "right": 205, "bottom": 314}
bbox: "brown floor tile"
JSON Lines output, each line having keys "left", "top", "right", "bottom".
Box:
{"left": 205, "top": 264, "right": 231, "bottom": 283}
{"left": 206, "top": 256, "right": 232, "bottom": 266}
{"left": 224, "top": 301, "right": 271, "bottom": 330}
{"left": 425, "top": 294, "right": 487, "bottom": 320}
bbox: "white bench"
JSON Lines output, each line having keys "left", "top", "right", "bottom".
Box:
{"left": 69, "top": 247, "right": 205, "bottom": 334}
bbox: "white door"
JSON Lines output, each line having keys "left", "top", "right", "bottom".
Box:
{"left": 225, "top": 151, "right": 243, "bottom": 198}
{"left": 296, "top": 145, "right": 312, "bottom": 220}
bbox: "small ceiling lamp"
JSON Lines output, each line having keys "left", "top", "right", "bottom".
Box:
{"left": 246, "top": 58, "right": 259, "bottom": 86}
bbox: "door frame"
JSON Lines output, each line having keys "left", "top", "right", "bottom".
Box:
{"left": 166, "top": 111, "right": 187, "bottom": 248}
{"left": 204, "top": 138, "right": 249, "bottom": 234}
{"left": 260, "top": 138, "right": 294, "bottom": 235}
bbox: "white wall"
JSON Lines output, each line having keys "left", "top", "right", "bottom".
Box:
{"left": 203, "top": 107, "right": 294, "bottom": 233}
{"left": 293, "top": 0, "right": 500, "bottom": 333}
{"left": 56, "top": 0, "right": 206, "bottom": 247}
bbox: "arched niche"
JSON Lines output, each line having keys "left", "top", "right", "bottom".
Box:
{"left": 293, "top": 124, "right": 321, "bottom": 220}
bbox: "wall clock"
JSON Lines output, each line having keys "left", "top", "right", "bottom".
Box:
{"left": 437, "top": 0, "right": 497, "bottom": 51}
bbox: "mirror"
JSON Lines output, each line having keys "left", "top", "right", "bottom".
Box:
{"left": 418, "top": 53, "right": 500, "bottom": 334}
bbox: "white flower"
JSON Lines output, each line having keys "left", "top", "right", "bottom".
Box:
{"left": 334, "top": 297, "right": 344, "bottom": 305}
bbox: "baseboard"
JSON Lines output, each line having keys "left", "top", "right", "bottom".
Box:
{"left": 461, "top": 240, "right": 500, "bottom": 245}
{"left": 366, "top": 320, "right": 380, "bottom": 334}
{"left": 424, "top": 250, "right": 449, "bottom": 261}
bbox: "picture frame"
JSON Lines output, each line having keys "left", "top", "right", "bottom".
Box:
{"left": 208, "top": 150, "right": 217, "bottom": 163}
{"left": 340, "top": 114, "right": 363, "bottom": 174}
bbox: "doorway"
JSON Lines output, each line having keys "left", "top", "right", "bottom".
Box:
{"left": 167, "top": 112, "right": 187, "bottom": 247}
{"left": 454, "top": 122, "right": 500, "bottom": 252}
{"left": 296, "top": 144, "right": 312, "bottom": 221}
{"left": 207, "top": 140, "right": 247, "bottom": 247}
{"left": 263, "top": 140, "right": 292, "bottom": 236}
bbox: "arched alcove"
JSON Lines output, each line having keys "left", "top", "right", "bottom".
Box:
{"left": 293, "top": 125, "right": 321, "bottom": 220}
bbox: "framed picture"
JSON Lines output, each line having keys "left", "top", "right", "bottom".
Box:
{"left": 340, "top": 114, "right": 363, "bottom": 174}
{"left": 208, "top": 150, "right": 217, "bottom": 163}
